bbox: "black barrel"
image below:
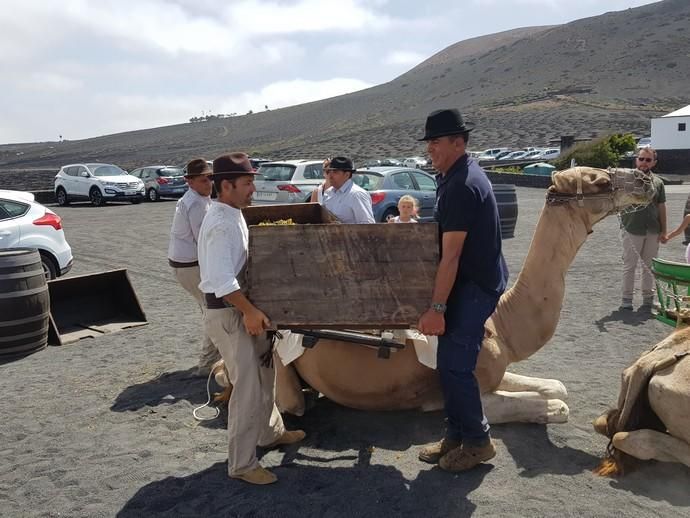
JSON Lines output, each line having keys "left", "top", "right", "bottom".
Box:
{"left": 493, "top": 184, "right": 518, "bottom": 239}
{"left": 0, "top": 248, "right": 50, "bottom": 362}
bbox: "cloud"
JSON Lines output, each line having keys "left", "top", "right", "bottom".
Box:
{"left": 219, "top": 78, "right": 374, "bottom": 115}
{"left": 384, "top": 51, "right": 426, "bottom": 67}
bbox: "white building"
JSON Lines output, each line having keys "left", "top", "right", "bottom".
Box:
{"left": 652, "top": 105, "right": 690, "bottom": 149}
{"left": 650, "top": 105, "right": 690, "bottom": 174}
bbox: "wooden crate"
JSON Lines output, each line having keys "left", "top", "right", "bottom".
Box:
{"left": 242, "top": 204, "right": 439, "bottom": 328}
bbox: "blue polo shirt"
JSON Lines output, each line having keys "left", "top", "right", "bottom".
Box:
{"left": 434, "top": 154, "right": 508, "bottom": 301}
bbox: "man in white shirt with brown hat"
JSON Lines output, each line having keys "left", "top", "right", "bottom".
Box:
{"left": 198, "top": 152, "right": 305, "bottom": 485}
{"left": 168, "top": 158, "right": 219, "bottom": 376}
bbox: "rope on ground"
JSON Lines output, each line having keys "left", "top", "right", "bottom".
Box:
{"left": 193, "top": 369, "right": 221, "bottom": 421}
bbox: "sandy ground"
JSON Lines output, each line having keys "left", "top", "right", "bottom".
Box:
{"left": 2, "top": 186, "right": 690, "bottom": 518}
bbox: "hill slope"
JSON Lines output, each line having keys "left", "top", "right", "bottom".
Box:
{"left": 1, "top": 0, "right": 688, "bottom": 180}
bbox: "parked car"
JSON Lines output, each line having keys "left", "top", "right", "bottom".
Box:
{"left": 54, "top": 163, "right": 145, "bottom": 206}
{"left": 522, "top": 150, "right": 544, "bottom": 160}
{"left": 380, "top": 158, "right": 403, "bottom": 167}
{"left": 637, "top": 137, "right": 652, "bottom": 150}
{"left": 501, "top": 150, "right": 528, "bottom": 160}
{"left": 129, "top": 165, "right": 187, "bottom": 201}
{"left": 249, "top": 157, "right": 271, "bottom": 171}
{"left": 402, "top": 156, "right": 428, "bottom": 169}
{"left": 252, "top": 160, "right": 325, "bottom": 204}
{"left": 353, "top": 167, "right": 438, "bottom": 222}
{"left": 494, "top": 150, "right": 515, "bottom": 161}
{"left": 361, "top": 159, "right": 382, "bottom": 167}
{"left": 536, "top": 148, "right": 561, "bottom": 160}
{"left": 0, "top": 190, "right": 73, "bottom": 279}
{"left": 479, "top": 148, "right": 510, "bottom": 160}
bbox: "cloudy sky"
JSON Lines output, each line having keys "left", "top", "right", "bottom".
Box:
{"left": 1, "top": 0, "right": 657, "bottom": 144}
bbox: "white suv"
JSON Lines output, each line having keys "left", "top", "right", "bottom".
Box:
{"left": 54, "top": 163, "right": 145, "bottom": 206}
{"left": 252, "top": 160, "right": 325, "bottom": 204}
{"left": 402, "top": 156, "right": 428, "bottom": 169}
{"left": 0, "top": 190, "right": 73, "bottom": 279}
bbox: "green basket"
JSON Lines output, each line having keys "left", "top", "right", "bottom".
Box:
{"left": 652, "top": 257, "right": 690, "bottom": 326}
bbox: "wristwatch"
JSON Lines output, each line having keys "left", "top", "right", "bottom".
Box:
{"left": 431, "top": 303, "right": 447, "bottom": 313}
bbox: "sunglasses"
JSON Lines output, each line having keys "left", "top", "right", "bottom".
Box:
{"left": 637, "top": 157, "right": 654, "bottom": 162}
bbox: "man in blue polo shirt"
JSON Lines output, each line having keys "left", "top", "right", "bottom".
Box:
{"left": 416, "top": 109, "right": 508, "bottom": 472}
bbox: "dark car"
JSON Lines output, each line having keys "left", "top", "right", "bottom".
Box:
{"left": 130, "top": 165, "right": 188, "bottom": 201}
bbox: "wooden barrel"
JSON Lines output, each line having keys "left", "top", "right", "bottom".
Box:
{"left": 493, "top": 184, "right": 518, "bottom": 239}
{"left": 0, "top": 248, "right": 50, "bottom": 362}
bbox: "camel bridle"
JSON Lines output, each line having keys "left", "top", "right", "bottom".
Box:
{"left": 545, "top": 167, "right": 654, "bottom": 214}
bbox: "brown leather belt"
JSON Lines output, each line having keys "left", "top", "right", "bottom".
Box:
{"left": 168, "top": 259, "right": 199, "bottom": 268}
{"left": 204, "top": 293, "right": 231, "bottom": 310}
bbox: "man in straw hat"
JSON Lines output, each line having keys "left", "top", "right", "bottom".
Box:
{"left": 198, "top": 152, "right": 305, "bottom": 485}
{"left": 168, "top": 158, "right": 220, "bottom": 376}
{"left": 415, "top": 109, "right": 508, "bottom": 472}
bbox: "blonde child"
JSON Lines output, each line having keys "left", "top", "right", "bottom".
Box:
{"left": 666, "top": 214, "right": 690, "bottom": 263}
{"left": 388, "top": 195, "right": 419, "bottom": 223}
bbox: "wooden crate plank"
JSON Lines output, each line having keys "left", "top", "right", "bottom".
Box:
{"left": 246, "top": 221, "right": 438, "bottom": 328}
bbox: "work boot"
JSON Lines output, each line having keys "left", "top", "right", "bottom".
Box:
{"left": 230, "top": 466, "right": 277, "bottom": 485}
{"left": 418, "top": 437, "right": 462, "bottom": 464}
{"left": 262, "top": 429, "right": 306, "bottom": 449}
{"left": 439, "top": 441, "right": 496, "bottom": 472}
{"left": 640, "top": 298, "right": 654, "bottom": 312}
{"left": 619, "top": 299, "right": 633, "bottom": 311}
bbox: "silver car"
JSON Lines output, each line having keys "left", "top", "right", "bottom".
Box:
{"left": 129, "top": 165, "right": 187, "bottom": 202}
{"left": 252, "top": 160, "right": 325, "bottom": 204}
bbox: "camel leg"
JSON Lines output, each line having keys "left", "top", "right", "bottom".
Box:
{"left": 275, "top": 358, "right": 306, "bottom": 417}
{"left": 497, "top": 372, "right": 568, "bottom": 400}
{"left": 612, "top": 429, "right": 690, "bottom": 468}
{"left": 482, "top": 390, "right": 569, "bottom": 424}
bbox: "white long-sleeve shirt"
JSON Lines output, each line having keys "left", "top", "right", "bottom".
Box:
{"left": 167, "top": 188, "right": 211, "bottom": 263}
{"left": 322, "top": 179, "right": 375, "bottom": 224}
{"left": 198, "top": 201, "right": 248, "bottom": 298}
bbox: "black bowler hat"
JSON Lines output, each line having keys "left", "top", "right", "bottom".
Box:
{"left": 211, "top": 152, "right": 257, "bottom": 179}
{"left": 326, "top": 156, "right": 356, "bottom": 172}
{"left": 419, "top": 108, "right": 474, "bottom": 141}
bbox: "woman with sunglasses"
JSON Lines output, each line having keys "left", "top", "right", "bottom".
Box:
{"left": 619, "top": 147, "right": 667, "bottom": 311}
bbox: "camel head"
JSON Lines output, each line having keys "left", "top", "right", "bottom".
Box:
{"left": 547, "top": 166, "right": 654, "bottom": 228}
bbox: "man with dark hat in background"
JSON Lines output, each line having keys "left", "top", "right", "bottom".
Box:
{"left": 321, "top": 156, "right": 374, "bottom": 224}
{"left": 198, "top": 152, "right": 305, "bottom": 485}
{"left": 168, "top": 158, "right": 219, "bottom": 376}
{"left": 416, "top": 109, "right": 508, "bottom": 472}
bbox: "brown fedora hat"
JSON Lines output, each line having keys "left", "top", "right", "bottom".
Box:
{"left": 184, "top": 158, "right": 212, "bottom": 178}
{"left": 212, "top": 152, "right": 257, "bottom": 178}
{"left": 419, "top": 108, "right": 474, "bottom": 141}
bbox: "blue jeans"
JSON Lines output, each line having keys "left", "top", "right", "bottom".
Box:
{"left": 437, "top": 281, "right": 500, "bottom": 446}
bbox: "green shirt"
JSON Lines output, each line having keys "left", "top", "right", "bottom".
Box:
{"left": 620, "top": 174, "right": 666, "bottom": 236}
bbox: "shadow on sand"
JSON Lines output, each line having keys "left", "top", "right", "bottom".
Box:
{"left": 111, "top": 368, "right": 225, "bottom": 428}
{"left": 594, "top": 307, "right": 655, "bottom": 332}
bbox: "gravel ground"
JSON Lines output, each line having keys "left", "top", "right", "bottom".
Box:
{"left": 2, "top": 186, "right": 690, "bottom": 518}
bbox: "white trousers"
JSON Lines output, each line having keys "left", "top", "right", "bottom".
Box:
{"left": 621, "top": 230, "right": 659, "bottom": 301}
{"left": 205, "top": 307, "right": 285, "bottom": 476}
{"left": 172, "top": 266, "right": 220, "bottom": 369}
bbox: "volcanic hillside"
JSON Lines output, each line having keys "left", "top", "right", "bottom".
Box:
{"left": 1, "top": 0, "right": 689, "bottom": 183}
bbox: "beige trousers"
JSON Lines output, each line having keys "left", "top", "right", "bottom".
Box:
{"left": 172, "top": 266, "right": 220, "bottom": 369}
{"left": 621, "top": 230, "right": 659, "bottom": 301}
{"left": 205, "top": 307, "right": 285, "bottom": 476}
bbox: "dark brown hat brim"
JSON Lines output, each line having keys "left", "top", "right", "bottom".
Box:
{"left": 211, "top": 170, "right": 259, "bottom": 179}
